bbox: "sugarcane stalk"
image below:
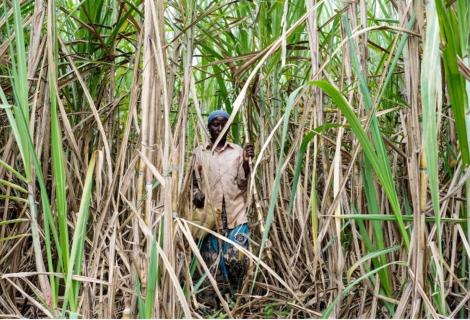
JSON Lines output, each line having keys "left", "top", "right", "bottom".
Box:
{"left": 412, "top": 151, "right": 427, "bottom": 317}
{"left": 241, "top": 106, "right": 272, "bottom": 261}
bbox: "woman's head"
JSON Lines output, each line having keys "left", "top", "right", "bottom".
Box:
{"left": 208, "top": 110, "right": 229, "bottom": 143}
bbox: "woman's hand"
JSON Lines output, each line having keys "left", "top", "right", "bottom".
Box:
{"left": 193, "top": 190, "right": 205, "bottom": 208}
{"left": 243, "top": 144, "right": 255, "bottom": 162}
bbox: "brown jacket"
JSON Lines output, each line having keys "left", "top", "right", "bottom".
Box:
{"left": 192, "top": 142, "right": 248, "bottom": 229}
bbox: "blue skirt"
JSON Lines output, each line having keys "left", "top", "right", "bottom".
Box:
{"left": 200, "top": 223, "right": 250, "bottom": 286}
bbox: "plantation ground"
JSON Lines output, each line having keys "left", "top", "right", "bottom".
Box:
{"left": 1, "top": 0, "right": 470, "bottom": 318}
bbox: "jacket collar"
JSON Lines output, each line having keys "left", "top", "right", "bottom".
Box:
{"left": 204, "top": 141, "right": 235, "bottom": 152}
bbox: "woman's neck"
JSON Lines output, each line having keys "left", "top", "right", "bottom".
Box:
{"left": 211, "top": 138, "right": 226, "bottom": 149}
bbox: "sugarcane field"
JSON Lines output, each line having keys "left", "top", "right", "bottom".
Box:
{"left": 1, "top": 0, "right": 470, "bottom": 318}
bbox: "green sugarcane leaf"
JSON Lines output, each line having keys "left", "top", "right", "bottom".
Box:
{"left": 310, "top": 80, "right": 410, "bottom": 248}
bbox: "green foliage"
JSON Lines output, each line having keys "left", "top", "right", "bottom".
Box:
{"left": 287, "top": 123, "right": 340, "bottom": 216}
{"left": 62, "top": 151, "right": 98, "bottom": 316}
{"left": 311, "top": 80, "right": 410, "bottom": 247}
{"left": 255, "top": 86, "right": 303, "bottom": 282}
{"left": 1, "top": 0, "right": 470, "bottom": 318}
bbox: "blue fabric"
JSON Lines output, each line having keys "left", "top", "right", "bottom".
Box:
{"left": 208, "top": 109, "right": 230, "bottom": 124}
{"left": 200, "top": 223, "right": 249, "bottom": 278}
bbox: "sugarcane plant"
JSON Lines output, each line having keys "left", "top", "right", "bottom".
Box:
{"left": 0, "top": 0, "right": 470, "bottom": 318}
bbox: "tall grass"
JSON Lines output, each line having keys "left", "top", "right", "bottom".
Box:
{"left": 1, "top": 0, "right": 470, "bottom": 318}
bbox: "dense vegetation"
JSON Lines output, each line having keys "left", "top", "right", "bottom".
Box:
{"left": 1, "top": 0, "right": 470, "bottom": 318}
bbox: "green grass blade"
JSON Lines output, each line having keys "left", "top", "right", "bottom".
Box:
{"left": 421, "top": 0, "right": 445, "bottom": 313}
{"left": 62, "top": 151, "right": 98, "bottom": 315}
{"left": 347, "top": 245, "right": 401, "bottom": 282}
{"left": 375, "top": 14, "right": 416, "bottom": 105}
{"left": 362, "top": 159, "right": 392, "bottom": 295}
{"left": 342, "top": 14, "right": 403, "bottom": 240}
{"left": 11, "top": 0, "right": 28, "bottom": 120}
{"left": 340, "top": 19, "right": 409, "bottom": 300}
{"left": 321, "top": 261, "right": 406, "bottom": 319}
{"left": 0, "top": 178, "right": 28, "bottom": 193}
{"left": 135, "top": 275, "right": 145, "bottom": 319}
{"left": 337, "top": 214, "right": 467, "bottom": 224}
{"left": 2, "top": 3, "right": 60, "bottom": 306}
{"left": 435, "top": 0, "right": 470, "bottom": 165}
{"left": 287, "top": 123, "right": 340, "bottom": 216}
{"left": 0, "top": 152, "right": 27, "bottom": 183}
{"left": 310, "top": 80, "right": 410, "bottom": 248}
{"left": 253, "top": 86, "right": 303, "bottom": 289}
{"left": 0, "top": 218, "right": 29, "bottom": 226}
{"left": 144, "top": 236, "right": 158, "bottom": 318}
{"left": 422, "top": 0, "right": 443, "bottom": 233}
{"left": 48, "top": 0, "right": 70, "bottom": 277}
{"left": 435, "top": 1, "right": 470, "bottom": 315}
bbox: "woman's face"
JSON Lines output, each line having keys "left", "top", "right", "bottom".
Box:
{"left": 208, "top": 116, "right": 228, "bottom": 142}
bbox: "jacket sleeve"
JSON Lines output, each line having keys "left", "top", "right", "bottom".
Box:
{"left": 236, "top": 150, "right": 248, "bottom": 191}
{"left": 191, "top": 149, "right": 202, "bottom": 197}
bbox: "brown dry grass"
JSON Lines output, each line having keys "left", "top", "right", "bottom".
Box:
{"left": 1, "top": 0, "right": 470, "bottom": 318}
